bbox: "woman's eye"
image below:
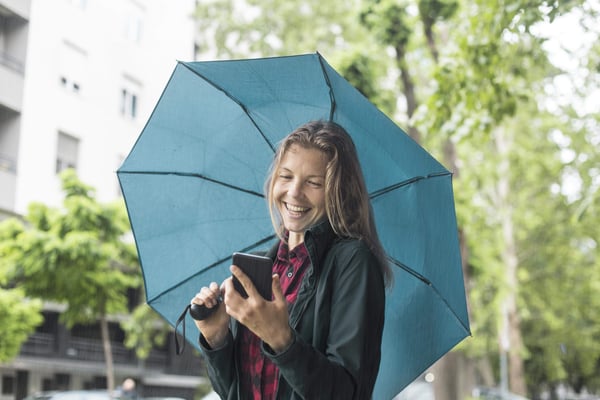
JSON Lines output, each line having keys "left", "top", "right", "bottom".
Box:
{"left": 279, "top": 174, "right": 292, "bottom": 180}
{"left": 308, "top": 180, "right": 322, "bottom": 187}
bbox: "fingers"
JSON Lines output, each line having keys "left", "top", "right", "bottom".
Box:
{"left": 230, "top": 264, "right": 258, "bottom": 298}
{"left": 192, "top": 282, "right": 221, "bottom": 308}
{"left": 271, "top": 274, "right": 284, "bottom": 302}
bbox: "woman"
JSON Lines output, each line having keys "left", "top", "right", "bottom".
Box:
{"left": 192, "top": 120, "right": 392, "bottom": 399}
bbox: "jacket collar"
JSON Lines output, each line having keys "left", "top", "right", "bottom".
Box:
{"left": 303, "top": 220, "right": 337, "bottom": 272}
{"left": 266, "top": 220, "right": 337, "bottom": 272}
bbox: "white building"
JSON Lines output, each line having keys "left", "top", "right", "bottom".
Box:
{"left": 0, "top": 1, "right": 206, "bottom": 399}
{"left": 1, "top": 0, "right": 197, "bottom": 216}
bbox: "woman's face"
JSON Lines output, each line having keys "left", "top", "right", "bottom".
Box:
{"left": 273, "top": 144, "right": 328, "bottom": 246}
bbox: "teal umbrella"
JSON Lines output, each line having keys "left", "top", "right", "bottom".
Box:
{"left": 117, "top": 53, "right": 470, "bottom": 399}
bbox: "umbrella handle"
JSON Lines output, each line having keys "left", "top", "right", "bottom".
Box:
{"left": 174, "top": 300, "right": 222, "bottom": 355}
{"left": 190, "top": 301, "right": 220, "bottom": 320}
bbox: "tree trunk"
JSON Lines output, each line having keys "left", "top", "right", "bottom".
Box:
{"left": 100, "top": 315, "right": 116, "bottom": 396}
{"left": 494, "top": 128, "right": 527, "bottom": 396}
{"left": 476, "top": 357, "right": 496, "bottom": 387}
{"left": 432, "top": 352, "right": 475, "bottom": 400}
{"left": 424, "top": 25, "right": 439, "bottom": 63}
{"left": 394, "top": 45, "right": 421, "bottom": 143}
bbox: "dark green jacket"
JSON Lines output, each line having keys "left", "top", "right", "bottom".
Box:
{"left": 199, "top": 221, "right": 386, "bottom": 399}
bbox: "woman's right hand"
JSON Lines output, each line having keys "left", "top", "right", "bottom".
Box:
{"left": 191, "top": 281, "right": 229, "bottom": 348}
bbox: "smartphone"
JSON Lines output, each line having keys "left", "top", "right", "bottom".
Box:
{"left": 232, "top": 252, "right": 273, "bottom": 300}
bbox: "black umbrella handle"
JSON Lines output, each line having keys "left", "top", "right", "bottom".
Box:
{"left": 174, "top": 300, "right": 222, "bottom": 355}
{"left": 190, "top": 301, "right": 220, "bottom": 320}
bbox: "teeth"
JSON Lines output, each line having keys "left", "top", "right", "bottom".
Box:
{"left": 286, "top": 203, "right": 309, "bottom": 212}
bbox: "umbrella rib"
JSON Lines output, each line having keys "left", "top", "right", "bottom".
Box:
{"left": 316, "top": 52, "right": 336, "bottom": 120}
{"left": 390, "top": 257, "right": 432, "bottom": 285}
{"left": 147, "top": 234, "right": 277, "bottom": 304}
{"left": 119, "top": 170, "right": 264, "bottom": 197}
{"left": 390, "top": 257, "right": 471, "bottom": 334}
{"left": 179, "top": 61, "right": 277, "bottom": 153}
{"left": 369, "top": 171, "right": 451, "bottom": 199}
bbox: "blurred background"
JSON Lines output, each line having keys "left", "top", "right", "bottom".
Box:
{"left": 0, "top": 0, "right": 598, "bottom": 399}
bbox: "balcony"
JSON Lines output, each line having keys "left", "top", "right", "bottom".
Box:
{"left": 0, "top": 152, "right": 17, "bottom": 211}
{"left": 0, "top": 51, "right": 24, "bottom": 112}
{"left": 0, "top": 0, "right": 31, "bottom": 20}
{"left": 19, "top": 330, "right": 203, "bottom": 376}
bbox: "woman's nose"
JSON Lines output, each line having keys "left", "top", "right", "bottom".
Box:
{"left": 288, "top": 179, "right": 302, "bottom": 197}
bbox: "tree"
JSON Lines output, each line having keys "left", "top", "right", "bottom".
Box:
{"left": 516, "top": 4, "right": 600, "bottom": 394}
{"left": 191, "top": 0, "right": 600, "bottom": 397}
{"left": 0, "top": 169, "right": 139, "bottom": 394}
{"left": 0, "top": 218, "right": 44, "bottom": 361}
{"left": 194, "top": 0, "right": 366, "bottom": 59}
{"left": 0, "top": 224, "right": 43, "bottom": 360}
{"left": 415, "top": 0, "right": 594, "bottom": 397}
{"left": 121, "top": 298, "right": 169, "bottom": 360}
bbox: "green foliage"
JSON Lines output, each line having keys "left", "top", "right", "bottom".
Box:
{"left": 0, "top": 289, "right": 43, "bottom": 361}
{"left": 333, "top": 50, "right": 397, "bottom": 117}
{"left": 194, "top": 0, "right": 368, "bottom": 58}
{"left": 418, "top": 0, "right": 459, "bottom": 28}
{"left": 0, "top": 169, "right": 140, "bottom": 327}
{"left": 0, "top": 215, "right": 43, "bottom": 361}
{"left": 360, "top": 0, "right": 413, "bottom": 50}
{"left": 192, "top": 0, "right": 600, "bottom": 395}
{"left": 121, "top": 303, "right": 169, "bottom": 359}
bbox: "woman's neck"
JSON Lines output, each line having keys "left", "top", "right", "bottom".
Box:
{"left": 288, "top": 231, "right": 304, "bottom": 251}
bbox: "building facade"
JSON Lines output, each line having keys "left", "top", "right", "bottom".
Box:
{"left": 0, "top": 1, "right": 206, "bottom": 399}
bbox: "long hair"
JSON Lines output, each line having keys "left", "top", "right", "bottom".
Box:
{"left": 265, "top": 120, "right": 392, "bottom": 286}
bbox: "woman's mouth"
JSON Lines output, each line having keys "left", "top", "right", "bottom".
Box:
{"left": 285, "top": 202, "right": 310, "bottom": 216}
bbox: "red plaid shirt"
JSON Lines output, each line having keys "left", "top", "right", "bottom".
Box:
{"left": 239, "top": 240, "right": 310, "bottom": 400}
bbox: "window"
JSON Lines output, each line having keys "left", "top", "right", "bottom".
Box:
{"left": 123, "top": 1, "right": 145, "bottom": 43}
{"left": 124, "top": 14, "right": 142, "bottom": 43}
{"left": 2, "top": 375, "right": 14, "bottom": 395}
{"left": 60, "top": 75, "right": 81, "bottom": 93}
{"left": 56, "top": 132, "right": 79, "bottom": 173}
{"left": 54, "top": 373, "right": 70, "bottom": 390}
{"left": 120, "top": 88, "right": 138, "bottom": 118}
{"left": 59, "top": 41, "right": 86, "bottom": 94}
{"left": 120, "top": 76, "right": 141, "bottom": 119}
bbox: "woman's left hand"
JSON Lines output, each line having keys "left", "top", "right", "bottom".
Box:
{"left": 224, "top": 265, "right": 293, "bottom": 353}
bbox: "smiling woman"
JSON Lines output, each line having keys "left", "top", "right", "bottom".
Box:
{"left": 191, "top": 120, "right": 390, "bottom": 400}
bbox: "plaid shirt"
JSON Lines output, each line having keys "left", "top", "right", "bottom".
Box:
{"left": 239, "top": 240, "right": 310, "bottom": 400}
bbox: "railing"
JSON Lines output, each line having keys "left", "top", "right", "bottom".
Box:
{"left": 0, "top": 50, "right": 24, "bottom": 74}
{"left": 19, "top": 332, "right": 55, "bottom": 356}
{"left": 19, "top": 333, "right": 185, "bottom": 370}
{"left": 19, "top": 332, "right": 202, "bottom": 374}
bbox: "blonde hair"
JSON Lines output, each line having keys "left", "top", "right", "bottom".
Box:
{"left": 265, "top": 120, "right": 392, "bottom": 286}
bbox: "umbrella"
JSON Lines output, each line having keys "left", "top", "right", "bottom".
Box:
{"left": 117, "top": 52, "right": 470, "bottom": 399}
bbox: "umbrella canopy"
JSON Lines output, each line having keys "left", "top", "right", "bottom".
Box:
{"left": 117, "top": 52, "right": 470, "bottom": 399}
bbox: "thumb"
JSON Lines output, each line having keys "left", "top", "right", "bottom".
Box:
{"left": 272, "top": 274, "right": 285, "bottom": 302}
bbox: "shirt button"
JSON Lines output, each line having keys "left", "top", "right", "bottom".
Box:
{"left": 287, "top": 271, "right": 293, "bottom": 278}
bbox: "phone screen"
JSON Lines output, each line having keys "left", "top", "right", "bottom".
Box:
{"left": 232, "top": 252, "right": 273, "bottom": 300}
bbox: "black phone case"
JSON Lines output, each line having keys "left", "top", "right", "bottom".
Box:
{"left": 232, "top": 252, "right": 273, "bottom": 300}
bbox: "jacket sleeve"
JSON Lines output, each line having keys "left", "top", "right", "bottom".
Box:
{"left": 264, "top": 242, "right": 386, "bottom": 399}
{"left": 199, "top": 330, "right": 236, "bottom": 399}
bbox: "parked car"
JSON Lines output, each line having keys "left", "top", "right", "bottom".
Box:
{"left": 24, "top": 391, "right": 122, "bottom": 400}
{"left": 473, "top": 387, "right": 530, "bottom": 400}
{"left": 393, "top": 380, "right": 435, "bottom": 399}
{"left": 24, "top": 391, "right": 188, "bottom": 400}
